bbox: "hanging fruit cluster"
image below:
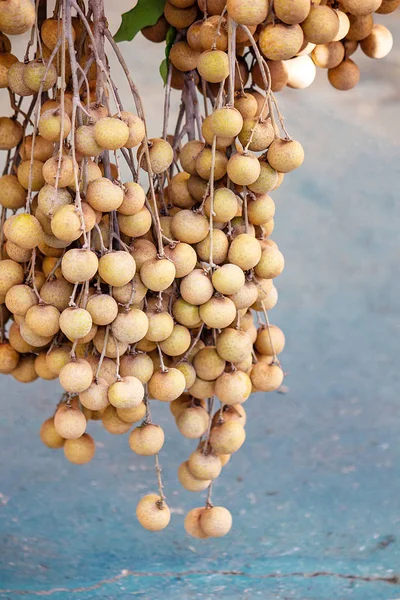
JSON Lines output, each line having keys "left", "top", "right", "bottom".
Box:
{"left": 0, "top": 0, "right": 396, "bottom": 540}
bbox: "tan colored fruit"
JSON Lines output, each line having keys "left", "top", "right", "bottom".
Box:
{"left": 188, "top": 376, "right": 215, "bottom": 400}
{"left": 0, "top": 342, "right": 19, "bottom": 373}
{"left": 163, "top": 243, "right": 197, "bottom": 278}
{"left": 177, "top": 405, "right": 209, "bottom": 439}
{"left": 118, "top": 182, "right": 146, "bottom": 216}
{"left": 0, "top": 117, "right": 23, "bottom": 150}
{"left": 119, "top": 353, "right": 154, "bottom": 385}
{"left": 140, "top": 257, "right": 176, "bottom": 292}
{"left": 171, "top": 210, "right": 209, "bottom": 244}
{"left": 227, "top": 152, "right": 261, "bottom": 186}
{"left": 188, "top": 447, "right": 222, "bottom": 480}
{"left": 98, "top": 251, "right": 136, "bottom": 287}
{"left": 86, "top": 178, "right": 124, "bottom": 212}
{"left": 38, "top": 109, "right": 71, "bottom": 142}
{"left": 115, "top": 111, "right": 145, "bottom": 148}
{"left": 215, "top": 370, "right": 252, "bottom": 405}
{"left": 129, "top": 424, "right": 164, "bottom": 455}
{"left": 168, "top": 172, "right": 194, "bottom": 209}
{"left": 8, "top": 322, "right": 34, "bottom": 354}
{"left": 70, "top": 160, "right": 102, "bottom": 192}
{"left": 259, "top": 23, "right": 304, "bottom": 61}
{"left": 176, "top": 361, "right": 196, "bottom": 388}
{"left": 142, "top": 15, "right": 170, "bottom": 43}
{"left": 212, "top": 404, "right": 247, "bottom": 427}
{"left": 193, "top": 346, "right": 225, "bottom": 381}
{"left": 40, "top": 417, "right": 64, "bottom": 449}
{"left": 0, "top": 174, "right": 25, "bottom": 210}
{"left": 11, "top": 354, "right": 37, "bottom": 382}
{"left": 4, "top": 241, "right": 30, "bottom": 263}
{"left": 247, "top": 194, "right": 275, "bottom": 226}
{"left": 274, "top": 0, "right": 310, "bottom": 24}
{"left": 328, "top": 59, "right": 360, "bottom": 91}
{"left": 196, "top": 147, "right": 228, "bottom": 180}
{"left": 54, "top": 403, "right": 86, "bottom": 440}
{"left": 172, "top": 298, "right": 202, "bottom": 328}
{"left": 210, "top": 420, "right": 246, "bottom": 454}
{"left": 25, "top": 304, "right": 59, "bottom": 337}
{"left": 179, "top": 141, "right": 205, "bottom": 175}
{"left": 93, "top": 328, "right": 128, "bottom": 359}
{"left": 0, "top": 33, "right": 11, "bottom": 53}
{"left": 255, "top": 244, "right": 285, "bottom": 279}
{"left": 75, "top": 125, "right": 103, "bottom": 157}
{"left": 159, "top": 324, "right": 191, "bottom": 357}
{"left": 45, "top": 345, "right": 71, "bottom": 375}
{"left": 341, "top": 0, "right": 382, "bottom": 16}
{"left": 41, "top": 17, "right": 75, "bottom": 49}
{"left": 111, "top": 308, "right": 149, "bottom": 345}
{"left": 204, "top": 187, "right": 239, "bottom": 223}
{"left": 64, "top": 433, "right": 95, "bottom": 464}
{"left": 37, "top": 185, "right": 71, "bottom": 218}
{"left": 202, "top": 114, "right": 235, "bottom": 149}
{"left": 229, "top": 279, "right": 258, "bottom": 309}
{"left": 179, "top": 463, "right": 211, "bottom": 492}
{"left": 255, "top": 325, "right": 285, "bottom": 356}
{"left": 184, "top": 507, "right": 209, "bottom": 538}
{"left": 0, "top": 0, "right": 35, "bottom": 34}
{"left": 211, "top": 264, "right": 245, "bottom": 296}
{"left": 301, "top": 6, "right": 339, "bottom": 45}
{"left": 146, "top": 311, "right": 174, "bottom": 342}
{"left": 228, "top": 233, "right": 262, "bottom": 270}
{"left": 376, "top": 0, "right": 400, "bottom": 13}
{"left": 23, "top": 60, "right": 57, "bottom": 92}
{"left": 286, "top": 55, "right": 317, "bottom": 89}
{"left": 61, "top": 249, "right": 98, "bottom": 284}
{"left": 59, "top": 307, "right": 92, "bottom": 341}
{"left": 42, "top": 156, "right": 74, "bottom": 187}
{"left": 138, "top": 138, "right": 174, "bottom": 174}
{"left": 4, "top": 213, "right": 43, "bottom": 249}
{"left": 148, "top": 368, "right": 186, "bottom": 402}
{"left": 347, "top": 14, "right": 374, "bottom": 41}
{"left": 239, "top": 118, "right": 275, "bottom": 151}
{"left": 199, "top": 15, "right": 227, "bottom": 51}
{"left": 251, "top": 361, "right": 284, "bottom": 391}
{"left": 94, "top": 117, "right": 129, "bottom": 150}
{"left": 312, "top": 42, "right": 345, "bottom": 69}
{"left": 117, "top": 402, "right": 147, "bottom": 424}
{"left": 112, "top": 274, "right": 147, "bottom": 306}
{"left": 34, "top": 352, "right": 57, "bottom": 380}
{"left": 169, "top": 40, "right": 200, "bottom": 71}
{"left": 130, "top": 239, "right": 157, "bottom": 270}
{"left": 0, "top": 52, "right": 17, "bottom": 88}
{"left": 164, "top": 0, "right": 197, "bottom": 28}
{"left": 267, "top": 138, "right": 304, "bottom": 173}
{"left": 226, "top": 0, "right": 268, "bottom": 25}
{"left": 234, "top": 92, "right": 258, "bottom": 119}
{"left": 197, "top": 49, "right": 229, "bottom": 83}
{"left": 86, "top": 294, "right": 118, "bottom": 327}
{"left": 199, "top": 296, "right": 236, "bottom": 329}
{"left": 118, "top": 206, "right": 152, "bottom": 237}
{"left": 39, "top": 278, "right": 73, "bottom": 312}
{"left": 59, "top": 358, "right": 93, "bottom": 393}
{"left": 210, "top": 107, "right": 243, "bottom": 138}
{"left": 196, "top": 229, "right": 228, "bottom": 264}
{"left": 136, "top": 493, "right": 170, "bottom": 531}
{"left": 187, "top": 19, "right": 203, "bottom": 51}
{"left": 216, "top": 327, "right": 252, "bottom": 363}
{"left": 180, "top": 269, "right": 214, "bottom": 306}
{"left": 20, "top": 135, "right": 53, "bottom": 163}
{"left": 108, "top": 376, "right": 144, "bottom": 409}
{"left": 200, "top": 506, "right": 232, "bottom": 537}
{"left": 333, "top": 11, "right": 350, "bottom": 41}
{"left": 102, "top": 405, "right": 131, "bottom": 434}
{"left": 361, "top": 24, "right": 393, "bottom": 59}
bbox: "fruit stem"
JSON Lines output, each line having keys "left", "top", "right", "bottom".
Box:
{"left": 227, "top": 16, "right": 237, "bottom": 107}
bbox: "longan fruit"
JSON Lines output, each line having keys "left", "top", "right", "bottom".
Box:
{"left": 273, "top": 0, "right": 310, "bottom": 24}
{"left": 229, "top": 280, "right": 258, "bottom": 310}
{"left": 0, "top": 0, "right": 35, "bottom": 34}
{"left": 117, "top": 402, "right": 147, "bottom": 424}
{"left": 8, "top": 322, "right": 34, "bottom": 354}
{"left": 188, "top": 376, "right": 215, "bottom": 400}
{"left": 301, "top": 6, "right": 340, "bottom": 45}
{"left": 286, "top": 55, "right": 317, "bottom": 89}
{"left": 210, "top": 107, "right": 243, "bottom": 139}
{"left": 7, "top": 61, "right": 32, "bottom": 96}
{"left": 142, "top": 15, "right": 170, "bottom": 42}
{"left": 59, "top": 307, "right": 92, "bottom": 341}
{"left": 312, "top": 42, "right": 345, "bottom": 69}
{"left": 212, "top": 403, "right": 246, "bottom": 427}
{"left": 140, "top": 257, "right": 176, "bottom": 292}
{"left": 193, "top": 346, "right": 226, "bottom": 381}
{"left": 227, "top": 152, "right": 261, "bottom": 186}
{"left": 38, "top": 109, "right": 71, "bottom": 142}
{"left": 16, "top": 159, "right": 44, "bottom": 191}
{"left": 0, "top": 342, "right": 20, "bottom": 373}
{"left": 0, "top": 117, "right": 23, "bottom": 150}
{"left": 86, "top": 177, "right": 124, "bottom": 212}
{"left": 102, "top": 405, "right": 132, "bottom": 434}
{"left": 171, "top": 210, "right": 209, "bottom": 244}
{"left": 129, "top": 424, "right": 165, "bottom": 455}
{"left": 346, "top": 14, "right": 374, "bottom": 42}
{"left": 0, "top": 33, "right": 11, "bottom": 53}
{"left": 37, "top": 184, "right": 71, "bottom": 218}
{"left": 118, "top": 182, "right": 146, "bottom": 216}
{"left": 75, "top": 125, "right": 103, "bottom": 157}
{"left": 188, "top": 447, "right": 222, "bottom": 480}
{"left": 251, "top": 361, "right": 284, "bottom": 391}
{"left": 255, "top": 244, "right": 285, "bottom": 279}
{"left": 59, "top": 358, "right": 93, "bottom": 393}
{"left": 51, "top": 203, "right": 95, "bottom": 243}
{"left": 94, "top": 117, "right": 129, "bottom": 150}
{"left": 328, "top": 58, "right": 360, "bottom": 91}
{"left": 19, "top": 320, "right": 52, "bottom": 347}
{"left": 200, "top": 506, "right": 232, "bottom": 537}
{"left": 118, "top": 111, "right": 145, "bottom": 148}
{"left": 196, "top": 229, "right": 228, "bottom": 264}
{"left": 204, "top": 187, "right": 239, "bottom": 224}
{"left": 195, "top": 147, "right": 228, "bottom": 181}
{"left": 184, "top": 507, "right": 209, "bottom": 539}
{"left": 238, "top": 118, "right": 275, "bottom": 152}
{"left": 54, "top": 403, "right": 86, "bottom": 440}
{"left": 5, "top": 284, "right": 37, "bottom": 316}
{"left": 180, "top": 269, "right": 214, "bottom": 306}
{"left": 267, "top": 138, "right": 304, "bottom": 173}
{"left": 247, "top": 194, "right": 275, "bottom": 226}
{"left": 118, "top": 206, "right": 152, "bottom": 238}
{"left": 112, "top": 274, "right": 147, "bottom": 306}
{"left": 179, "top": 462, "right": 211, "bottom": 493}
{"left": 108, "top": 376, "right": 145, "bottom": 409}
{"left": 148, "top": 368, "right": 186, "bottom": 402}
{"left": 197, "top": 49, "right": 229, "bottom": 83}
{"left": 163, "top": 243, "right": 197, "bottom": 279}
{"left": 39, "top": 278, "right": 73, "bottom": 312}
{"left": 376, "top": 0, "right": 400, "bottom": 13}
{"left": 45, "top": 345, "right": 72, "bottom": 375}
{"left": 361, "top": 24, "right": 393, "bottom": 59}
{"left": 42, "top": 155, "right": 74, "bottom": 188}
{"left": 0, "top": 174, "right": 26, "bottom": 210}
{"left": 98, "top": 251, "right": 136, "bottom": 287}
{"left": 93, "top": 328, "right": 128, "bottom": 359}
{"left": 179, "top": 140, "right": 205, "bottom": 175}
{"left": 259, "top": 23, "right": 304, "bottom": 61}
{"left": 254, "top": 60, "right": 289, "bottom": 93}
{"left": 199, "top": 296, "right": 236, "bottom": 329}
{"left": 210, "top": 419, "right": 246, "bottom": 455}
{"left": 25, "top": 304, "right": 60, "bottom": 338}
{"left": 226, "top": 0, "right": 268, "bottom": 25}
{"left": 11, "top": 354, "right": 37, "bottom": 383}
{"left": 119, "top": 353, "right": 154, "bottom": 385}
{"left": 228, "top": 233, "right": 262, "bottom": 271}
{"left": 138, "top": 138, "right": 174, "bottom": 174}
{"left": 255, "top": 325, "right": 285, "bottom": 356}
{"left": 40, "top": 417, "right": 65, "bottom": 449}
{"left": 86, "top": 294, "right": 118, "bottom": 327}
{"left": 64, "top": 433, "right": 95, "bottom": 465}
{"left": 4, "top": 241, "right": 30, "bottom": 263}
{"left": 215, "top": 370, "right": 252, "bottom": 405}
{"left": 202, "top": 114, "right": 234, "bottom": 150}
{"left": 130, "top": 239, "right": 157, "bottom": 270}
{"left": 146, "top": 311, "right": 174, "bottom": 342}
{"left": 172, "top": 298, "right": 202, "bottom": 328}
{"left": 168, "top": 172, "right": 194, "bottom": 209}
{"left": 23, "top": 60, "right": 57, "bottom": 92}
{"left": 176, "top": 361, "right": 197, "bottom": 388}
{"left": 341, "top": 0, "right": 382, "bottom": 16}
{"left": 176, "top": 405, "right": 209, "bottom": 439}
{"left": 169, "top": 40, "right": 200, "bottom": 72}
{"left": 216, "top": 327, "right": 252, "bottom": 363}
{"left": 0, "top": 260, "right": 24, "bottom": 295}
{"left": 20, "top": 135, "right": 54, "bottom": 164}
{"left": 111, "top": 308, "right": 149, "bottom": 345}
{"left": 34, "top": 352, "right": 57, "bottom": 380}
{"left": 159, "top": 324, "right": 191, "bottom": 357}
{"left": 234, "top": 92, "right": 258, "bottom": 120}
{"left": 211, "top": 264, "right": 244, "bottom": 297}
{"left": 136, "top": 493, "right": 171, "bottom": 531}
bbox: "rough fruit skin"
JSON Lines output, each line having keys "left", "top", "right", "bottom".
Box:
{"left": 341, "top": 0, "right": 382, "bottom": 16}
{"left": 226, "top": 0, "right": 268, "bottom": 25}
{"left": 40, "top": 417, "right": 65, "bottom": 449}
{"left": 138, "top": 138, "right": 174, "bottom": 174}
{"left": 64, "top": 434, "right": 96, "bottom": 465}
{"left": 251, "top": 362, "right": 284, "bottom": 391}
{"left": 301, "top": 6, "right": 340, "bottom": 45}
{"left": 267, "top": 139, "right": 304, "bottom": 173}
{"left": 148, "top": 368, "right": 186, "bottom": 402}
{"left": 61, "top": 249, "right": 99, "bottom": 284}
{"left": 259, "top": 23, "right": 304, "bottom": 61}
{"left": 184, "top": 507, "right": 209, "bottom": 538}
{"left": 188, "top": 448, "right": 222, "bottom": 480}
{"left": 200, "top": 506, "right": 232, "bottom": 537}
{"left": 129, "top": 424, "right": 165, "bottom": 455}
{"left": 136, "top": 494, "right": 171, "bottom": 531}
{"left": 0, "top": 0, "right": 36, "bottom": 35}
{"left": 23, "top": 60, "right": 58, "bottom": 92}
{"left": 0, "top": 117, "right": 23, "bottom": 150}
{"left": 4, "top": 213, "right": 43, "bottom": 250}
{"left": 54, "top": 405, "right": 86, "bottom": 440}
{"left": 0, "top": 342, "right": 20, "bottom": 373}
{"left": 311, "top": 42, "right": 345, "bottom": 69}
{"left": 273, "top": 0, "right": 310, "bottom": 25}
{"left": 214, "top": 371, "right": 252, "bottom": 405}
{"left": 361, "top": 24, "right": 393, "bottom": 59}
{"left": 169, "top": 41, "right": 200, "bottom": 72}
{"left": 328, "top": 59, "right": 360, "bottom": 91}
{"left": 94, "top": 117, "right": 130, "bottom": 150}
{"left": 98, "top": 251, "right": 136, "bottom": 287}
{"left": 0, "top": 174, "right": 26, "bottom": 210}
{"left": 178, "top": 462, "right": 211, "bottom": 492}
{"left": 59, "top": 358, "right": 93, "bottom": 393}
{"left": 197, "top": 50, "right": 229, "bottom": 83}
{"left": 227, "top": 152, "right": 261, "bottom": 186}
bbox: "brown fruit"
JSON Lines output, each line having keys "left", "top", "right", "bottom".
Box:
{"left": 42, "top": 156, "right": 74, "bottom": 188}
{"left": 328, "top": 59, "right": 360, "bottom": 91}
{"left": 0, "top": 117, "right": 23, "bottom": 150}
{"left": 129, "top": 424, "right": 165, "bottom": 455}
{"left": 346, "top": 14, "right": 374, "bottom": 41}
{"left": 23, "top": 60, "right": 57, "bottom": 92}
{"left": 64, "top": 433, "right": 95, "bottom": 464}
{"left": 54, "top": 403, "right": 86, "bottom": 440}
{"left": 164, "top": 1, "right": 198, "bottom": 28}
{"left": 301, "top": 6, "right": 340, "bottom": 45}
{"left": 255, "top": 325, "right": 285, "bottom": 356}
{"left": 0, "top": 0, "right": 35, "bottom": 35}
{"left": 226, "top": 0, "right": 268, "bottom": 25}
{"left": 142, "top": 15, "right": 170, "bottom": 43}
{"left": 40, "top": 417, "right": 64, "bottom": 449}
{"left": 94, "top": 117, "right": 130, "bottom": 150}
{"left": 179, "top": 462, "right": 211, "bottom": 492}
{"left": 274, "top": 0, "right": 310, "bottom": 24}
{"left": 169, "top": 41, "right": 200, "bottom": 72}
{"left": 259, "top": 23, "right": 304, "bottom": 61}
{"left": 0, "top": 342, "right": 19, "bottom": 373}
{"left": 0, "top": 52, "right": 17, "bottom": 88}
{"left": 59, "top": 358, "right": 93, "bottom": 393}
{"left": 0, "top": 174, "right": 26, "bottom": 210}
{"left": 341, "top": 0, "right": 382, "bottom": 16}
{"left": 251, "top": 361, "right": 284, "bottom": 391}
{"left": 311, "top": 42, "right": 345, "bottom": 69}
{"left": 360, "top": 24, "right": 393, "bottom": 59}
{"left": 376, "top": 0, "right": 400, "bottom": 13}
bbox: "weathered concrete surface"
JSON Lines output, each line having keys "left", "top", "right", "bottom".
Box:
{"left": 0, "top": 6, "right": 400, "bottom": 600}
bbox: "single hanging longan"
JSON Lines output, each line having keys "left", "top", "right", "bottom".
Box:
{"left": 200, "top": 506, "right": 232, "bottom": 538}
{"left": 184, "top": 507, "right": 209, "bottom": 539}
{"left": 136, "top": 494, "right": 171, "bottom": 531}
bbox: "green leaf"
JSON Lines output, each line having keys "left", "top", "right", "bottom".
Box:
{"left": 114, "top": 0, "right": 166, "bottom": 43}
{"left": 159, "top": 26, "right": 176, "bottom": 84}
{"left": 159, "top": 58, "right": 168, "bottom": 84}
